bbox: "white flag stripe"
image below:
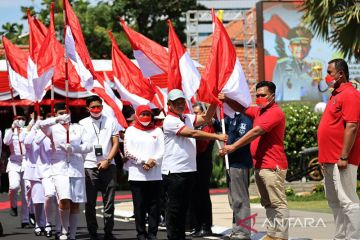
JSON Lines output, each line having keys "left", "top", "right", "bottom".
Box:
{"left": 133, "top": 50, "right": 164, "bottom": 78}
{"left": 65, "top": 26, "right": 94, "bottom": 90}
{"left": 113, "top": 76, "right": 150, "bottom": 108}
{"left": 33, "top": 67, "right": 53, "bottom": 101}
{"left": 8, "top": 60, "right": 35, "bottom": 101}
{"left": 179, "top": 52, "right": 201, "bottom": 100}
{"left": 221, "top": 59, "right": 252, "bottom": 117}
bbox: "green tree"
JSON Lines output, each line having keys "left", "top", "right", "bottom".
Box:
{"left": 301, "top": 0, "right": 360, "bottom": 60}
{"left": 0, "top": 22, "right": 27, "bottom": 45}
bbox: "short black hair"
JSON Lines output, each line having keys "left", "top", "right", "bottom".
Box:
{"left": 54, "top": 102, "right": 66, "bottom": 113}
{"left": 86, "top": 95, "right": 102, "bottom": 107}
{"left": 256, "top": 81, "right": 276, "bottom": 94}
{"left": 328, "top": 58, "right": 349, "bottom": 81}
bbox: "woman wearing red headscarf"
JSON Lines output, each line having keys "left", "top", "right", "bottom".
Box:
{"left": 124, "top": 105, "right": 164, "bottom": 240}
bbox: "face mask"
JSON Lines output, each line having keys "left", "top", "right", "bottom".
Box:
{"left": 325, "top": 74, "right": 337, "bottom": 88}
{"left": 256, "top": 94, "right": 274, "bottom": 108}
{"left": 138, "top": 115, "right": 152, "bottom": 126}
{"left": 89, "top": 107, "right": 102, "bottom": 118}
{"left": 18, "top": 120, "right": 26, "bottom": 128}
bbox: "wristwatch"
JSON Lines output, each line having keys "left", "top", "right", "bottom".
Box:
{"left": 340, "top": 156, "right": 348, "bottom": 161}
{"left": 107, "top": 158, "right": 112, "bottom": 164}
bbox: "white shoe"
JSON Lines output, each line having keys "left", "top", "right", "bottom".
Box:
{"left": 59, "top": 234, "right": 68, "bottom": 240}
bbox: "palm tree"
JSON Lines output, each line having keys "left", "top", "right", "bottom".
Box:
{"left": 301, "top": 0, "right": 360, "bottom": 61}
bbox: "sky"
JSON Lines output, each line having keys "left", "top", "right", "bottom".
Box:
{"left": 0, "top": 0, "right": 104, "bottom": 34}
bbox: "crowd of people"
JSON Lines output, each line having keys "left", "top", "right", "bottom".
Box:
{"left": 0, "top": 58, "right": 359, "bottom": 240}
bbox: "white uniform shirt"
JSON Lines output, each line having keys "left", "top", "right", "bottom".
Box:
{"left": 23, "top": 127, "right": 52, "bottom": 180}
{"left": 79, "top": 115, "right": 119, "bottom": 168}
{"left": 162, "top": 114, "right": 197, "bottom": 174}
{"left": 124, "top": 126, "right": 164, "bottom": 181}
{"left": 3, "top": 127, "right": 27, "bottom": 172}
{"left": 40, "top": 118, "right": 92, "bottom": 177}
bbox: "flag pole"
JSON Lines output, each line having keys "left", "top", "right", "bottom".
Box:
{"left": 220, "top": 104, "right": 230, "bottom": 174}
{"left": 154, "top": 93, "right": 167, "bottom": 116}
{"left": 3, "top": 41, "right": 24, "bottom": 156}
{"left": 51, "top": 77, "right": 55, "bottom": 116}
{"left": 63, "top": 0, "right": 70, "bottom": 144}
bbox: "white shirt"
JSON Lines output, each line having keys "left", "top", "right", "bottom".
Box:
{"left": 124, "top": 126, "right": 164, "bottom": 181}
{"left": 79, "top": 115, "right": 119, "bottom": 168}
{"left": 40, "top": 118, "right": 92, "bottom": 177}
{"left": 162, "top": 113, "right": 197, "bottom": 174}
{"left": 3, "top": 127, "right": 27, "bottom": 172}
{"left": 23, "top": 126, "right": 52, "bottom": 179}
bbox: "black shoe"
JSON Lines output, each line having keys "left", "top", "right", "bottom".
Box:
{"left": 21, "top": 222, "right": 32, "bottom": 229}
{"left": 29, "top": 213, "right": 36, "bottom": 226}
{"left": 147, "top": 234, "right": 158, "bottom": 240}
{"left": 89, "top": 232, "right": 99, "bottom": 240}
{"left": 9, "top": 207, "right": 18, "bottom": 217}
{"left": 0, "top": 221, "right": 3, "bottom": 236}
{"left": 54, "top": 232, "right": 61, "bottom": 240}
{"left": 192, "top": 229, "right": 212, "bottom": 238}
{"left": 104, "top": 232, "right": 117, "bottom": 240}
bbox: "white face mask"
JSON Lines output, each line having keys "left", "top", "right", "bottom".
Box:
{"left": 90, "top": 112, "right": 102, "bottom": 118}
{"left": 18, "top": 120, "right": 26, "bottom": 128}
{"left": 139, "top": 121, "right": 151, "bottom": 126}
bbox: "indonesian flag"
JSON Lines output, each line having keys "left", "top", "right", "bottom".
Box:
{"left": 120, "top": 19, "right": 168, "bottom": 79}
{"left": 63, "top": 0, "right": 94, "bottom": 90}
{"left": 109, "top": 32, "right": 165, "bottom": 109}
{"left": 167, "top": 20, "right": 220, "bottom": 105}
{"left": 201, "top": 12, "right": 251, "bottom": 117}
{"left": 29, "top": 15, "right": 83, "bottom": 93}
{"left": 2, "top": 37, "right": 34, "bottom": 100}
{"left": 63, "top": 0, "right": 127, "bottom": 129}
{"left": 27, "top": 3, "right": 57, "bottom": 101}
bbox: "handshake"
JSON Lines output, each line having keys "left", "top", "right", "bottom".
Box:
{"left": 55, "top": 114, "right": 71, "bottom": 124}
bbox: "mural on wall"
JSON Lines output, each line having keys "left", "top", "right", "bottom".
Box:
{"left": 259, "top": 1, "right": 360, "bottom": 102}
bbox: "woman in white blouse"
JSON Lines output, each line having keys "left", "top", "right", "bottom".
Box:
{"left": 124, "top": 105, "right": 164, "bottom": 240}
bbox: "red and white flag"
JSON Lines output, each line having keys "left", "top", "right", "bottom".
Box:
{"left": 27, "top": 3, "right": 57, "bottom": 101}
{"left": 63, "top": 0, "right": 94, "bottom": 90}
{"left": 120, "top": 19, "right": 168, "bottom": 79}
{"left": 63, "top": 0, "right": 127, "bottom": 129}
{"left": 167, "top": 20, "right": 220, "bottom": 105}
{"left": 109, "top": 32, "right": 165, "bottom": 109}
{"left": 201, "top": 12, "right": 251, "bottom": 117}
{"left": 2, "top": 37, "right": 33, "bottom": 100}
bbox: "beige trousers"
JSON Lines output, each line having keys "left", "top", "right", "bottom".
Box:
{"left": 324, "top": 163, "right": 360, "bottom": 240}
{"left": 255, "top": 168, "right": 289, "bottom": 239}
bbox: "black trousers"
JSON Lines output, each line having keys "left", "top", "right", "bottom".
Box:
{"left": 85, "top": 165, "right": 117, "bottom": 235}
{"left": 191, "top": 153, "right": 213, "bottom": 230}
{"left": 130, "top": 180, "right": 161, "bottom": 239}
{"left": 163, "top": 172, "right": 195, "bottom": 240}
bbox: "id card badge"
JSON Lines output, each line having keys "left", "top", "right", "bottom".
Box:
{"left": 94, "top": 145, "right": 103, "bottom": 156}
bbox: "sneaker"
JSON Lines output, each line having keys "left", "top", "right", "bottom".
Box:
{"left": 59, "top": 234, "right": 68, "bottom": 240}
{"left": 34, "top": 227, "right": 42, "bottom": 236}
{"left": 9, "top": 207, "right": 18, "bottom": 217}
{"left": 54, "top": 232, "right": 61, "bottom": 240}
{"left": 223, "top": 233, "right": 251, "bottom": 240}
{"left": 44, "top": 225, "right": 52, "bottom": 238}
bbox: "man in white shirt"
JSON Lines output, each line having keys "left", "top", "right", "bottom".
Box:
{"left": 3, "top": 109, "right": 33, "bottom": 228}
{"left": 79, "top": 95, "right": 119, "bottom": 240}
{"left": 162, "top": 89, "right": 227, "bottom": 240}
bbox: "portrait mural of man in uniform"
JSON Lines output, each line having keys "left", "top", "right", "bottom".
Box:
{"left": 272, "top": 26, "right": 323, "bottom": 102}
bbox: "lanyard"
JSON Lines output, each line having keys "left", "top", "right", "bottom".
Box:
{"left": 91, "top": 121, "right": 102, "bottom": 144}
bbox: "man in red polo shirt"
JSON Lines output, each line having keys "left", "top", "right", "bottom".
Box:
{"left": 318, "top": 59, "right": 360, "bottom": 239}
{"left": 220, "top": 81, "right": 289, "bottom": 240}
